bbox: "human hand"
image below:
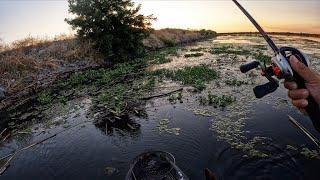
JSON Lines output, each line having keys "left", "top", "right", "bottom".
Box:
{"left": 284, "top": 56, "right": 320, "bottom": 113}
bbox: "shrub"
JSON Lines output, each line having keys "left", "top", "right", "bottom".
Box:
{"left": 65, "top": 0, "right": 156, "bottom": 62}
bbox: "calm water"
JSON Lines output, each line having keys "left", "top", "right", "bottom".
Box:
{"left": 1, "top": 35, "right": 320, "bottom": 179}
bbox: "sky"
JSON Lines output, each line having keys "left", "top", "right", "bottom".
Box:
{"left": 0, "top": 0, "right": 319, "bottom": 43}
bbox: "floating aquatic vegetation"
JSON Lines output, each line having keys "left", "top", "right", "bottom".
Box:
{"left": 199, "top": 94, "right": 236, "bottom": 108}
{"left": 100, "top": 84, "right": 129, "bottom": 116}
{"left": 286, "top": 145, "right": 320, "bottom": 160}
{"left": 190, "top": 47, "right": 205, "bottom": 52}
{"left": 286, "top": 145, "right": 298, "bottom": 151}
{"left": 150, "top": 65, "right": 218, "bottom": 91}
{"left": 105, "top": 166, "right": 119, "bottom": 176}
{"left": 225, "top": 79, "right": 249, "bottom": 86}
{"left": 191, "top": 109, "right": 212, "bottom": 117}
{"left": 157, "top": 118, "right": 180, "bottom": 135}
{"left": 210, "top": 46, "right": 250, "bottom": 55}
{"left": 146, "top": 47, "right": 178, "bottom": 64}
{"left": 300, "top": 148, "right": 320, "bottom": 160}
{"left": 184, "top": 53, "right": 204, "bottom": 58}
{"left": 254, "top": 53, "right": 272, "bottom": 63}
{"left": 168, "top": 91, "right": 183, "bottom": 104}
{"left": 211, "top": 114, "right": 270, "bottom": 158}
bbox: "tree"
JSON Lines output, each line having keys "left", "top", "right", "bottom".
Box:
{"left": 65, "top": 0, "right": 155, "bottom": 62}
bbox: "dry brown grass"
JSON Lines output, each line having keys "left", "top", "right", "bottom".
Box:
{"left": 144, "top": 28, "right": 216, "bottom": 49}
{"left": 0, "top": 29, "right": 215, "bottom": 96}
{"left": 0, "top": 35, "right": 103, "bottom": 94}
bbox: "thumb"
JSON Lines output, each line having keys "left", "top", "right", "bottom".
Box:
{"left": 289, "top": 56, "right": 316, "bottom": 83}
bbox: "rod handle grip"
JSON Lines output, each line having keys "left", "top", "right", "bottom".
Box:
{"left": 253, "top": 81, "right": 279, "bottom": 99}
{"left": 240, "top": 61, "right": 260, "bottom": 73}
{"left": 281, "top": 47, "right": 320, "bottom": 132}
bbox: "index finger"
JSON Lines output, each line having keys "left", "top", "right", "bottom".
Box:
{"left": 284, "top": 81, "right": 298, "bottom": 90}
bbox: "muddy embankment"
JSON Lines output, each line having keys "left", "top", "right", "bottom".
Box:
{"left": 0, "top": 29, "right": 216, "bottom": 127}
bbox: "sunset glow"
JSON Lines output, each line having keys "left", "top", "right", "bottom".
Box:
{"left": 0, "top": 0, "right": 319, "bottom": 43}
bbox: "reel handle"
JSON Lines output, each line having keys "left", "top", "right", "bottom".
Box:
{"left": 254, "top": 80, "right": 279, "bottom": 99}
{"left": 240, "top": 61, "right": 260, "bottom": 73}
{"left": 280, "top": 47, "right": 320, "bottom": 132}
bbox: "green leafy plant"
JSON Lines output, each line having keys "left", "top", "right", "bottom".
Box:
{"left": 37, "top": 91, "right": 53, "bottom": 105}
{"left": 149, "top": 65, "right": 218, "bottom": 91}
{"left": 66, "top": 0, "right": 156, "bottom": 62}
{"left": 100, "top": 84, "right": 128, "bottom": 116}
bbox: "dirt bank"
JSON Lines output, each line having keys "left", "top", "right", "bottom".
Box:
{"left": 0, "top": 29, "right": 216, "bottom": 104}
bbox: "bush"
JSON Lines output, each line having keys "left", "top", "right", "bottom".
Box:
{"left": 65, "top": 0, "right": 156, "bottom": 62}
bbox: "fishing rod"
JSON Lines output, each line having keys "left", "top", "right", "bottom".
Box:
{"left": 288, "top": 115, "right": 320, "bottom": 149}
{"left": 232, "top": 0, "right": 320, "bottom": 132}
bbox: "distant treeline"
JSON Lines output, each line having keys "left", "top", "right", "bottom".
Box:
{"left": 217, "top": 32, "right": 320, "bottom": 38}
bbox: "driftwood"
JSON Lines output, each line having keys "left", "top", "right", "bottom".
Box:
{"left": 141, "top": 88, "right": 183, "bottom": 100}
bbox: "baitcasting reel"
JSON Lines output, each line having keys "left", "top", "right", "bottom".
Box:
{"left": 233, "top": 0, "right": 320, "bottom": 132}
{"left": 240, "top": 47, "right": 309, "bottom": 99}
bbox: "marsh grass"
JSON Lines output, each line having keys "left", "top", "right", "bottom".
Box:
{"left": 0, "top": 36, "right": 103, "bottom": 94}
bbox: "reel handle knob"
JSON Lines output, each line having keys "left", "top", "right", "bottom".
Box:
{"left": 253, "top": 80, "right": 279, "bottom": 99}
{"left": 280, "top": 47, "right": 320, "bottom": 132}
{"left": 240, "top": 61, "right": 260, "bottom": 73}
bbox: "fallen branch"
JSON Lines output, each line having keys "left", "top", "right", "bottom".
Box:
{"left": 1, "top": 134, "right": 10, "bottom": 143}
{"left": 140, "top": 88, "right": 183, "bottom": 100}
{"left": 0, "top": 128, "right": 7, "bottom": 137}
{"left": 0, "top": 133, "right": 57, "bottom": 175}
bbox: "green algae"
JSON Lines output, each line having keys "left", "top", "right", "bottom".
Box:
{"left": 199, "top": 94, "right": 236, "bottom": 108}
{"left": 150, "top": 65, "right": 218, "bottom": 91}
{"left": 157, "top": 118, "right": 180, "bottom": 135}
